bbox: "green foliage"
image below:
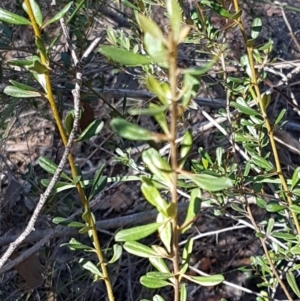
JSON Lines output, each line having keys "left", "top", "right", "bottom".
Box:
{"left": 2, "top": 0, "right": 300, "bottom": 300}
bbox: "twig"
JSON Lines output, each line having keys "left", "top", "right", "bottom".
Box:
{"left": 280, "top": 5, "right": 300, "bottom": 53}
{"left": 0, "top": 76, "right": 80, "bottom": 268}
{"left": 188, "top": 266, "right": 272, "bottom": 300}
{"left": 60, "top": 18, "right": 115, "bottom": 301}
{"left": 0, "top": 202, "right": 189, "bottom": 273}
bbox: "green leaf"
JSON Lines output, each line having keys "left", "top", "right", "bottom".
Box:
{"left": 8, "top": 56, "right": 48, "bottom": 74}
{"left": 61, "top": 238, "right": 95, "bottom": 252}
{"left": 35, "top": 37, "right": 48, "bottom": 60}
{"left": 181, "top": 73, "right": 200, "bottom": 107}
{"left": 78, "top": 226, "right": 93, "bottom": 234}
{"left": 146, "top": 76, "right": 171, "bottom": 105}
{"left": 121, "top": 0, "right": 140, "bottom": 11}
{"left": 182, "top": 188, "right": 201, "bottom": 233}
{"left": 142, "top": 148, "right": 173, "bottom": 185}
{"left": 181, "top": 238, "right": 193, "bottom": 275}
{"left": 150, "top": 103, "right": 169, "bottom": 134}
{"left": 28, "top": 59, "right": 49, "bottom": 74}
{"left": 144, "top": 32, "right": 168, "bottom": 67}
{"left": 179, "top": 129, "right": 193, "bottom": 168}
{"left": 40, "top": 179, "right": 75, "bottom": 193}
{"left": 292, "top": 166, "right": 300, "bottom": 190}
{"left": 149, "top": 257, "right": 171, "bottom": 274}
{"left": 266, "top": 203, "right": 286, "bottom": 213}
{"left": 186, "top": 173, "right": 234, "bottom": 191}
{"left": 289, "top": 204, "right": 300, "bottom": 214}
{"left": 201, "top": 0, "right": 232, "bottom": 18}
{"left": 64, "top": 110, "right": 75, "bottom": 135}
{"left": 89, "top": 165, "right": 107, "bottom": 201}
{"left": 231, "top": 203, "right": 246, "bottom": 213}
{"left": 275, "top": 111, "right": 287, "bottom": 129}
{"left": 261, "top": 92, "right": 272, "bottom": 111}
{"left": 38, "top": 156, "right": 72, "bottom": 181}
{"left": 266, "top": 218, "right": 274, "bottom": 236}
{"left": 146, "top": 272, "right": 174, "bottom": 280}
{"left": 0, "top": 8, "right": 31, "bottom": 25}
{"left": 141, "top": 180, "right": 168, "bottom": 214}
{"left": 180, "top": 283, "right": 187, "bottom": 301}
{"left": 190, "top": 274, "right": 224, "bottom": 286}
{"left": 272, "top": 232, "right": 295, "bottom": 241}
{"left": 123, "top": 241, "right": 161, "bottom": 258}
{"left": 251, "top": 154, "right": 273, "bottom": 171}
{"left": 157, "top": 213, "right": 172, "bottom": 253}
{"left": 230, "top": 101, "right": 259, "bottom": 116}
{"left": 9, "top": 80, "right": 38, "bottom": 91}
{"left": 4, "top": 86, "right": 42, "bottom": 98}
{"left": 52, "top": 217, "right": 86, "bottom": 228}
{"left": 99, "top": 46, "right": 152, "bottom": 66}
{"left": 251, "top": 17, "right": 262, "bottom": 40}
{"left": 111, "top": 118, "right": 158, "bottom": 141}
{"left": 182, "top": 58, "right": 217, "bottom": 76}
{"left": 108, "top": 244, "right": 122, "bottom": 263}
{"left": 136, "top": 13, "right": 167, "bottom": 45}
{"left": 129, "top": 104, "right": 168, "bottom": 116}
{"left": 79, "top": 258, "right": 103, "bottom": 277}
{"left": 140, "top": 275, "right": 171, "bottom": 288}
{"left": 115, "top": 223, "right": 162, "bottom": 242}
{"left": 293, "top": 189, "right": 300, "bottom": 197}
{"left": 153, "top": 296, "right": 166, "bottom": 301}
{"left": 42, "top": 2, "right": 73, "bottom": 28}
{"left": 165, "top": 203, "right": 177, "bottom": 219}
{"left": 76, "top": 120, "right": 104, "bottom": 142}
{"left": 240, "top": 55, "right": 252, "bottom": 78}
{"left": 7, "top": 56, "right": 39, "bottom": 68}
{"left": 287, "top": 271, "right": 300, "bottom": 298}
{"left": 166, "top": 0, "right": 182, "bottom": 41}
{"left": 32, "top": 72, "right": 47, "bottom": 92}
{"left": 22, "top": 0, "right": 43, "bottom": 27}
{"left": 290, "top": 246, "right": 300, "bottom": 255}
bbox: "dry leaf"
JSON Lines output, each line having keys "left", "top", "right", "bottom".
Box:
{"left": 12, "top": 251, "right": 44, "bottom": 290}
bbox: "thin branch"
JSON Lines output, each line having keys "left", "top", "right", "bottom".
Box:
{"left": 0, "top": 84, "right": 79, "bottom": 268}
{"left": 0, "top": 203, "right": 189, "bottom": 273}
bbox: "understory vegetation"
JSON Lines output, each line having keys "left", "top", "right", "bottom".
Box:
{"left": 1, "top": 0, "right": 300, "bottom": 300}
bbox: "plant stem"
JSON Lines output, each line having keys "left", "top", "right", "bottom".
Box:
{"left": 23, "top": 1, "right": 114, "bottom": 300}
{"left": 245, "top": 200, "right": 293, "bottom": 301}
{"left": 231, "top": 1, "right": 299, "bottom": 299}
{"left": 168, "top": 33, "right": 180, "bottom": 301}
{"left": 232, "top": 0, "right": 300, "bottom": 235}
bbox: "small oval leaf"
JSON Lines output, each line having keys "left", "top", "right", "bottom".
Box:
{"left": 187, "top": 173, "right": 234, "bottom": 192}
{"left": 38, "top": 156, "right": 72, "bottom": 181}
{"left": 287, "top": 271, "right": 300, "bottom": 298}
{"left": 99, "top": 46, "right": 153, "bottom": 66}
{"left": 108, "top": 244, "right": 122, "bottom": 264}
{"left": 149, "top": 257, "right": 171, "bottom": 274}
{"left": 0, "top": 8, "right": 31, "bottom": 25}
{"left": 140, "top": 275, "right": 171, "bottom": 288}
{"left": 111, "top": 118, "right": 158, "bottom": 141}
{"left": 123, "top": 241, "right": 161, "bottom": 258}
{"left": 23, "top": 0, "right": 43, "bottom": 27}
{"left": 190, "top": 274, "right": 224, "bottom": 286}
{"left": 42, "top": 2, "right": 73, "bottom": 28}
{"left": 266, "top": 203, "right": 286, "bottom": 213}
{"left": 115, "top": 223, "right": 162, "bottom": 242}
{"left": 4, "top": 86, "right": 42, "bottom": 98}
{"left": 136, "top": 13, "right": 167, "bottom": 44}
{"left": 142, "top": 148, "right": 173, "bottom": 185}
{"left": 76, "top": 120, "right": 104, "bottom": 142}
{"left": 141, "top": 180, "right": 168, "bottom": 213}
{"left": 79, "top": 259, "right": 103, "bottom": 277}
